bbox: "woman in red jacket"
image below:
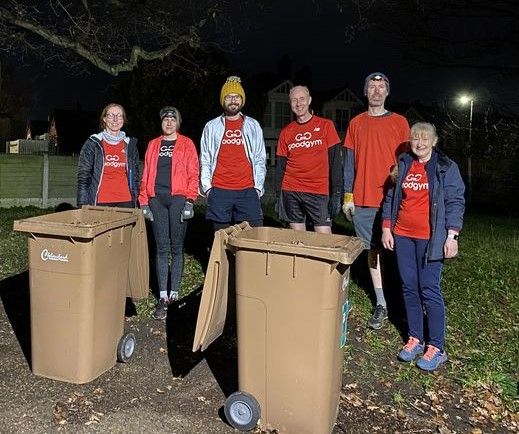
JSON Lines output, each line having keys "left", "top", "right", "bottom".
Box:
{"left": 139, "top": 107, "right": 199, "bottom": 320}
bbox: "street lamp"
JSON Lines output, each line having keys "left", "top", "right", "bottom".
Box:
{"left": 458, "top": 94, "right": 474, "bottom": 203}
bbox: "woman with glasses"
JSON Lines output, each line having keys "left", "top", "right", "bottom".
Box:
{"left": 138, "top": 106, "right": 199, "bottom": 320}
{"left": 77, "top": 103, "right": 139, "bottom": 208}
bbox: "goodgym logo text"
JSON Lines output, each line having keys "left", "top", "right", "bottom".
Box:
{"left": 287, "top": 131, "right": 323, "bottom": 151}
{"left": 105, "top": 154, "right": 125, "bottom": 168}
{"left": 159, "top": 144, "right": 174, "bottom": 157}
{"left": 222, "top": 129, "right": 243, "bottom": 145}
{"left": 402, "top": 173, "right": 429, "bottom": 191}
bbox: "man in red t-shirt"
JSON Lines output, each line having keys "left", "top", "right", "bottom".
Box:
{"left": 200, "top": 76, "right": 266, "bottom": 232}
{"left": 275, "top": 85, "right": 343, "bottom": 233}
{"left": 343, "top": 72, "right": 410, "bottom": 330}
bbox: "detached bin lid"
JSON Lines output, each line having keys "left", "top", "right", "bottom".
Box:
{"left": 127, "top": 209, "right": 150, "bottom": 300}
{"left": 192, "top": 222, "right": 250, "bottom": 352}
{"left": 227, "top": 227, "right": 364, "bottom": 265}
{"left": 13, "top": 206, "right": 138, "bottom": 239}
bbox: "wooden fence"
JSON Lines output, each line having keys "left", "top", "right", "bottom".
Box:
{"left": 0, "top": 154, "right": 77, "bottom": 208}
{"left": 0, "top": 154, "right": 516, "bottom": 210}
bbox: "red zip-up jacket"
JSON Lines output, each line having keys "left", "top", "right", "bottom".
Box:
{"left": 138, "top": 134, "right": 199, "bottom": 205}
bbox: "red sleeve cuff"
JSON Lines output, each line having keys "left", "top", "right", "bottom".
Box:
{"left": 382, "top": 219, "right": 391, "bottom": 229}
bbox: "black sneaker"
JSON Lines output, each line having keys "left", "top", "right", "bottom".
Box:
{"left": 153, "top": 298, "right": 168, "bottom": 320}
{"left": 169, "top": 291, "right": 179, "bottom": 302}
{"left": 367, "top": 304, "right": 388, "bottom": 330}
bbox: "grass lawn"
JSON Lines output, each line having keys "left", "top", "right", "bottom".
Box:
{"left": 1, "top": 205, "right": 517, "bottom": 415}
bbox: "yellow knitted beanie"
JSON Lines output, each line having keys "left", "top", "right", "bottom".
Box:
{"left": 220, "top": 76, "right": 246, "bottom": 107}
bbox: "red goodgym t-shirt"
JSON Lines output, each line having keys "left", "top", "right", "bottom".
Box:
{"left": 97, "top": 140, "right": 131, "bottom": 203}
{"left": 344, "top": 112, "right": 409, "bottom": 207}
{"left": 394, "top": 160, "right": 430, "bottom": 239}
{"left": 277, "top": 115, "right": 340, "bottom": 195}
{"left": 212, "top": 117, "right": 254, "bottom": 190}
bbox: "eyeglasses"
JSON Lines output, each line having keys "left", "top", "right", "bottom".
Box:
{"left": 224, "top": 95, "right": 242, "bottom": 102}
{"left": 106, "top": 113, "right": 124, "bottom": 120}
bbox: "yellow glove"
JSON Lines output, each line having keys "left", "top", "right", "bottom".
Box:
{"left": 342, "top": 192, "right": 355, "bottom": 222}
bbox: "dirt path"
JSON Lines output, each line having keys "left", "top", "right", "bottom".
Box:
{"left": 0, "top": 275, "right": 516, "bottom": 433}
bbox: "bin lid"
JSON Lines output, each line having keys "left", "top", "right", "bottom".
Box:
{"left": 13, "top": 206, "right": 138, "bottom": 239}
{"left": 127, "top": 209, "right": 150, "bottom": 300}
{"left": 227, "top": 227, "right": 364, "bottom": 265}
{"left": 192, "top": 222, "right": 250, "bottom": 352}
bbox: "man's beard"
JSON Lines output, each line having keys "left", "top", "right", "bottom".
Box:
{"left": 224, "top": 103, "right": 242, "bottom": 116}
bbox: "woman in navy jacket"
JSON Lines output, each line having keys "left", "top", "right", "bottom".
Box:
{"left": 77, "top": 103, "right": 139, "bottom": 207}
{"left": 381, "top": 122, "right": 465, "bottom": 371}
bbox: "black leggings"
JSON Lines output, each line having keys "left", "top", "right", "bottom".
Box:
{"left": 149, "top": 194, "right": 187, "bottom": 296}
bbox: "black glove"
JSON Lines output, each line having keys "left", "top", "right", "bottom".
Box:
{"left": 180, "top": 201, "right": 194, "bottom": 222}
{"left": 328, "top": 192, "right": 342, "bottom": 219}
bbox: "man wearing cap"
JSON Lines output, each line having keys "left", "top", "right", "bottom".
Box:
{"left": 200, "top": 76, "right": 266, "bottom": 231}
{"left": 343, "top": 72, "right": 410, "bottom": 330}
{"left": 275, "top": 85, "right": 343, "bottom": 233}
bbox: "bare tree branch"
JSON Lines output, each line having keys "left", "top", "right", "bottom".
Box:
{"left": 0, "top": 0, "right": 243, "bottom": 75}
{"left": 0, "top": 7, "right": 198, "bottom": 75}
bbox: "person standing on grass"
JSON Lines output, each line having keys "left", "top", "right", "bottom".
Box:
{"left": 139, "top": 107, "right": 199, "bottom": 320}
{"left": 275, "top": 85, "right": 343, "bottom": 233}
{"left": 342, "top": 72, "right": 410, "bottom": 330}
{"left": 199, "top": 76, "right": 266, "bottom": 231}
{"left": 381, "top": 122, "right": 465, "bottom": 371}
{"left": 77, "top": 103, "right": 139, "bottom": 208}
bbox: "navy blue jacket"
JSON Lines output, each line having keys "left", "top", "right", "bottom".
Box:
{"left": 382, "top": 149, "right": 465, "bottom": 261}
{"left": 77, "top": 134, "right": 139, "bottom": 207}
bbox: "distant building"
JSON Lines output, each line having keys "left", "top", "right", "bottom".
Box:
{"left": 262, "top": 80, "right": 294, "bottom": 166}
{"left": 49, "top": 108, "right": 98, "bottom": 155}
{"left": 5, "top": 108, "right": 99, "bottom": 155}
{"left": 25, "top": 119, "right": 49, "bottom": 140}
{"left": 319, "top": 88, "right": 364, "bottom": 137}
{"left": 6, "top": 118, "right": 49, "bottom": 154}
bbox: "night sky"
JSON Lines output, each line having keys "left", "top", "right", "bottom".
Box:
{"left": 14, "top": 1, "right": 517, "bottom": 119}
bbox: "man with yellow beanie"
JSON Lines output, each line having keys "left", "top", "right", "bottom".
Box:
{"left": 200, "top": 76, "right": 266, "bottom": 231}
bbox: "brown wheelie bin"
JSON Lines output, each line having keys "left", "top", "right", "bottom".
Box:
{"left": 13, "top": 206, "right": 141, "bottom": 384}
{"left": 193, "top": 223, "right": 363, "bottom": 433}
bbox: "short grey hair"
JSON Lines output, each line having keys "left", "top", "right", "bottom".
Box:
{"left": 410, "top": 122, "right": 437, "bottom": 139}
{"left": 289, "top": 85, "right": 311, "bottom": 100}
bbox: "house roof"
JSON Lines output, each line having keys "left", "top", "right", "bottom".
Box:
{"left": 27, "top": 119, "right": 49, "bottom": 137}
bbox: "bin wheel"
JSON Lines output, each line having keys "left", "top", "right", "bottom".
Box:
{"left": 117, "top": 332, "right": 136, "bottom": 363}
{"left": 224, "top": 391, "right": 260, "bottom": 431}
